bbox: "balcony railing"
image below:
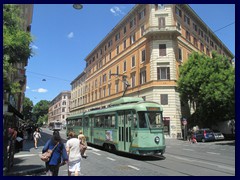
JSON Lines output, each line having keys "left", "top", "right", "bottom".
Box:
{"left": 143, "top": 25, "right": 181, "bottom": 37}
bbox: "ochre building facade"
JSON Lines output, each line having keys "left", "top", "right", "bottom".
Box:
{"left": 70, "top": 4, "right": 234, "bottom": 138}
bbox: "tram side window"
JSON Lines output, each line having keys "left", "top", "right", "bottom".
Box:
{"left": 76, "top": 118, "right": 82, "bottom": 126}
{"left": 138, "top": 112, "right": 147, "bottom": 128}
{"left": 133, "top": 113, "right": 137, "bottom": 128}
{"left": 84, "top": 117, "right": 89, "bottom": 127}
{"left": 105, "top": 115, "right": 116, "bottom": 128}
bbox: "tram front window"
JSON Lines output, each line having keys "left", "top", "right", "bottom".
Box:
{"left": 138, "top": 112, "right": 147, "bottom": 128}
{"left": 147, "top": 112, "right": 162, "bottom": 128}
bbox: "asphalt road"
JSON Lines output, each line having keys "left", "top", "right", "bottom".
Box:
{"left": 39, "top": 128, "right": 235, "bottom": 176}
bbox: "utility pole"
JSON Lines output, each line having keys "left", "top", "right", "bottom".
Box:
{"left": 110, "top": 74, "right": 130, "bottom": 97}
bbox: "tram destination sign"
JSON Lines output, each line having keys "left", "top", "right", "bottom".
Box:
{"left": 147, "top": 107, "right": 160, "bottom": 111}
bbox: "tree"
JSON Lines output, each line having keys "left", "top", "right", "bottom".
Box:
{"left": 32, "top": 100, "right": 50, "bottom": 123}
{"left": 177, "top": 51, "right": 235, "bottom": 127}
{"left": 3, "top": 4, "right": 33, "bottom": 93}
{"left": 22, "top": 97, "right": 34, "bottom": 120}
{"left": 37, "top": 114, "right": 48, "bottom": 126}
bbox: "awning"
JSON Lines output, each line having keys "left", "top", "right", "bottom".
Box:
{"left": 8, "top": 105, "right": 24, "bottom": 120}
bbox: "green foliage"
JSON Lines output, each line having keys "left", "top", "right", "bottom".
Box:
{"left": 3, "top": 4, "right": 33, "bottom": 94}
{"left": 32, "top": 100, "right": 50, "bottom": 122}
{"left": 177, "top": 52, "right": 235, "bottom": 126}
{"left": 22, "top": 97, "right": 34, "bottom": 120}
{"left": 37, "top": 114, "right": 48, "bottom": 126}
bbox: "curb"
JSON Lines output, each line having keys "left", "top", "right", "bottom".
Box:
{"left": 6, "top": 166, "right": 46, "bottom": 176}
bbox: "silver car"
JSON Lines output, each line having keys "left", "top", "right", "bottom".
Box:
{"left": 213, "top": 130, "right": 225, "bottom": 140}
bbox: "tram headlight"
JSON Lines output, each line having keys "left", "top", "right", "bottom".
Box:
{"left": 155, "top": 136, "right": 160, "bottom": 144}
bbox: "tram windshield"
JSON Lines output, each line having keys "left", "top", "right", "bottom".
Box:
{"left": 146, "top": 112, "right": 163, "bottom": 128}
{"left": 138, "top": 111, "right": 163, "bottom": 129}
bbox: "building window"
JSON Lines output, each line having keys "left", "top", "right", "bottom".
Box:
{"left": 130, "top": 33, "right": 136, "bottom": 45}
{"left": 175, "top": 6, "right": 182, "bottom": 17}
{"left": 157, "top": 67, "right": 170, "bottom": 80}
{"left": 130, "top": 17, "right": 136, "bottom": 29}
{"left": 116, "top": 45, "right": 119, "bottom": 55}
{"left": 103, "top": 87, "right": 106, "bottom": 97}
{"left": 116, "top": 65, "right": 119, "bottom": 75}
{"left": 131, "top": 73, "right": 136, "bottom": 88}
{"left": 141, "top": 49, "right": 146, "bottom": 62}
{"left": 140, "top": 69, "right": 146, "bottom": 84}
{"left": 200, "top": 43, "right": 204, "bottom": 52}
{"left": 103, "top": 74, "right": 107, "bottom": 83}
{"left": 176, "top": 22, "right": 181, "bottom": 30}
{"left": 123, "top": 26, "right": 127, "bottom": 34}
{"left": 115, "top": 81, "right": 119, "bottom": 93}
{"left": 178, "top": 48, "right": 182, "bottom": 61}
{"left": 184, "top": 15, "right": 190, "bottom": 25}
{"left": 123, "top": 61, "right": 127, "bottom": 72}
{"left": 109, "top": 52, "right": 111, "bottom": 60}
{"left": 194, "top": 37, "right": 198, "bottom": 48}
{"left": 123, "top": 39, "right": 127, "bottom": 49}
{"left": 186, "top": 30, "right": 191, "bottom": 42}
{"left": 62, "top": 107, "right": 65, "bottom": 112}
{"left": 140, "top": 25, "right": 145, "bottom": 37}
{"left": 159, "top": 44, "right": 166, "bottom": 56}
{"left": 108, "top": 39, "right": 112, "bottom": 48}
{"left": 115, "top": 32, "right": 120, "bottom": 42}
{"left": 155, "top": 4, "right": 164, "bottom": 10}
{"left": 193, "top": 22, "right": 198, "bottom": 32}
{"left": 138, "top": 8, "right": 146, "bottom": 20}
{"left": 62, "top": 101, "right": 66, "bottom": 105}
{"left": 108, "top": 84, "right": 111, "bottom": 96}
{"left": 109, "top": 70, "right": 111, "bottom": 79}
{"left": 159, "top": 17, "right": 165, "bottom": 29}
{"left": 160, "top": 94, "right": 168, "bottom": 105}
{"left": 131, "top": 55, "right": 135, "bottom": 68}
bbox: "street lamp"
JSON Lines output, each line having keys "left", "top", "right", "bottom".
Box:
{"left": 73, "top": 4, "right": 83, "bottom": 10}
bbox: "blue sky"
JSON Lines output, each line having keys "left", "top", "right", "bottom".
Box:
{"left": 25, "top": 4, "right": 235, "bottom": 105}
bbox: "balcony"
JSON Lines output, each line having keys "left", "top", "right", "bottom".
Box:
{"left": 143, "top": 25, "right": 181, "bottom": 38}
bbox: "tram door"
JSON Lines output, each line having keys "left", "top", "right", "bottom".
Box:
{"left": 118, "top": 110, "right": 132, "bottom": 152}
{"left": 83, "top": 116, "right": 93, "bottom": 143}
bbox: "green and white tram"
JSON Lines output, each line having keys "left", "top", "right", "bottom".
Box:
{"left": 66, "top": 97, "right": 166, "bottom": 156}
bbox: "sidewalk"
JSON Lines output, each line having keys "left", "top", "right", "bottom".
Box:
{"left": 5, "top": 138, "right": 46, "bottom": 176}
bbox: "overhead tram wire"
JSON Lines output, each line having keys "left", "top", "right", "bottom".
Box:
{"left": 26, "top": 70, "right": 72, "bottom": 82}
{"left": 213, "top": 21, "right": 235, "bottom": 33}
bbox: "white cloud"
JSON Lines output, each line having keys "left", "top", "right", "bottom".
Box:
{"left": 26, "top": 86, "right": 30, "bottom": 89}
{"left": 31, "top": 45, "right": 38, "bottom": 49}
{"left": 67, "top": 32, "right": 74, "bottom": 39}
{"left": 110, "top": 6, "right": 124, "bottom": 16}
{"left": 32, "top": 88, "right": 48, "bottom": 93}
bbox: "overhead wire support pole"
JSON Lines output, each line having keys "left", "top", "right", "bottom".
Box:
{"left": 110, "top": 74, "right": 130, "bottom": 97}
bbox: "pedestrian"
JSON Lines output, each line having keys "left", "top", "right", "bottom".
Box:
{"left": 78, "top": 130, "right": 87, "bottom": 158}
{"left": 66, "top": 132, "right": 82, "bottom": 176}
{"left": 42, "top": 132, "right": 68, "bottom": 176}
{"left": 33, "top": 128, "right": 41, "bottom": 149}
{"left": 15, "top": 127, "right": 24, "bottom": 152}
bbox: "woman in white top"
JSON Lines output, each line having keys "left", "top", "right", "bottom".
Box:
{"left": 33, "top": 128, "right": 41, "bottom": 149}
{"left": 66, "top": 132, "right": 82, "bottom": 176}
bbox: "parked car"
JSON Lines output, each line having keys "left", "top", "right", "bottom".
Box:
{"left": 194, "top": 128, "right": 215, "bottom": 142}
{"left": 213, "top": 130, "right": 225, "bottom": 141}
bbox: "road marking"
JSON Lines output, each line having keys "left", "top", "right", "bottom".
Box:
{"left": 167, "top": 154, "right": 234, "bottom": 171}
{"left": 183, "top": 148, "right": 194, "bottom": 151}
{"left": 206, "top": 152, "right": 220, "bottom": 155}
{"left": 15, "top": 154, "right": 37, "bottom": 158}
{"left": 92, "top": 152, "right": 101, "bottom": 156}
{"left": 107, "top": 157, "right": 116, "bottom": 161}
{"left": 128, "top": 165, "right": 140, "bottom": 171}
